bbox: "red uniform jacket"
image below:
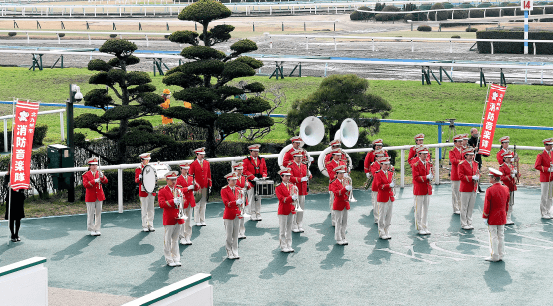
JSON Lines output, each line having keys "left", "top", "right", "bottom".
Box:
{"left": 236, "top": 175, "right": 252, "bottom": 206}
{"left": 326, "top": 159, "right": 346, "bottom": 191}
{"left": 325, "top": 150, "right": 348, "bottom": 165}
{"left": 535, "top": 150, "right": 553, "bottom": 183}
{"left": 364, "top": 150, "right": 389, "bottom": 173}
{"left": 243, "top": 156, "right": 267, "bottom": 181}
{"left": 189, "top": 159, "right": 212, "bottom": 188}
{"left": 408, "top": 147, "right": 431, "bottom": 165}
{"left": 329, "top": 178, "right": 350, "bottom": 211}
{"left": 449, "top": 147, "right": 463, "bottom": 181}
{"left": 82, "top": 170, "right": 108, "bottom": 202}
{"left": 496, "top": 148, "right": 508, "bottom": 165}
{"left": 176, "top": 174, "right": 200, "bottom": 209}
{"left": 374, "top": 170, "right": 395, "bottom": 203}
{"left": 282, "top": 147, "right": 306, "bottom": 168}
{"left": 276, "top": 183, "right": 295, "bottom": 215}
{"left": 289, "top": 161, "right": 311, "bottom": 195}
{"left": 458, "top": 160, "right": 479, "bottom": 192}
{"left": 483, "top": 183, "right": 510, "bottom": 225}
{"left": 411, "top": 159, "right": 432, "bottom": 196}
{"left": 158, "top": 185, "right": 179, "bottom": 226}
{"left": 499, "top": 163, "right": 518, "bottom": 192}
{"left": 135, "top": 165, "right": 156, "bottom": 197}
{"left": 220, "top": 185, "right": 241, "bottom": 220}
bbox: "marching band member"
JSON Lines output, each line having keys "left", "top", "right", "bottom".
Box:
{"left": 412, "top": 146, "right": 433, "bottom": 235}
{"left": 458, "top": 147, "right": 480, "bottom": 230}
{"left": 408, "top": 134, "right": 428, "bottom": 165}
{"left": 158, "top": 171, "right": 182, "bottom": 267}
{"left": 483, "top": 168, "right": 510, "bottom": 262}
{"left": 233, "top": 162, "right": 251, "bottom": 239}
{"left": 468, "top": 128, "right": 484, "bottom": 193}
{"left": 370, "top": 150, "right": 387, "bottom": 223}
{"left": 325, "top": 140, "right": 349, "bottom": 166}
{"left": 289, "top": 150, "right": 312, "bottom": 233}
{"left": 135, "top": 153, "right": 156, "bottom": 232}
{"left": 243, "top": 144, "right": 268, "bottom": 221}
{"left": 282, "top": 136, "right": 306, "bottom": 167}
{"left": 160, "top": 89, "right": 173, "bottom": 125}
{"left": 364, "top": 139, "right": 388, "bottom": 172}
{"left": 374, "top": 157, "right": 395, "bottom": 239}
{"left": 462, "top": 133, "right": 469, "bottom": 149}
{"left": 189, "top": 147, "right": 212, "bottom": 226}
{"left": 330, "top": 165, "right": 351, "bottom": 245}
{"left": 220, "top": 172, "right": 242, "bottom": 260}
{"left": 499, "top": 151, "right": 519, "bottom": 225}
{"left": 276, "top": 168, "right": 297, "bottom": 252}
{"left": 177, "top": 162, "right": 200, "bottom": 245}
{"left": 534, "top": 138, "right": 553, "bottom": 219}
{"left": 326, "top": 150, "right": 346, "bottom": 226}
{"left": 449, "top": 134, "right": 464, "bottom": 214}
{"left": 82, "top": 157, "right": 108, "bottom": 236}
{"left": 496, "top": 136, "right": 511, "bottom": 165}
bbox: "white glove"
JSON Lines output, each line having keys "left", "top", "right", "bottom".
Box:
{"left": 309, "top": 157, "right": 314, "bottom": 162}
{"left": 389, "top": 181, "right": 395, "bottom": 188}
{"left": 484, "top": 218, "right": 488, "bottom": 226}
{"left": 187, "top": 185, "right": 195, "bottom": 190}
{"left": 139, "top": 174, "right": 142, "bottom": 180}
{"left": 344, "top": 173, "right": 350, "bottom": 178}
{"left": 512, "top": 169, "right": 517, "bottom": 175}
{"left": 472, "top": 175, "right": 480, "bottom": 181}
{"left": 345, "top": 185, "right": 353, "bottom": 191}
{"left": 366, "top": 173, "right": 371, "bottom": 178}
{"left": 94, "top": 178, "right": 100, "bottom": 183}
{"left": 511, "top": 173, "right": 516, "bottom": 178}
{"left": 291, "top": 195, "right": 298, "bottom": 201}
{"left": 301, "top": 177, "right": 309, "bottom": 182}
{"left": 236, "top": 199, "right": 243, "bottom": 205}
{"left": 174, "top": 198, "right": 181, "bottom": 206}
{"left": 426, "top": 174, "right": 433, "bottom": 180}
{"left": 253, "top": 177, "right": 259, "bottom": 181}
{"left": 548, "top": 167, "right": 553, "bottom": 173}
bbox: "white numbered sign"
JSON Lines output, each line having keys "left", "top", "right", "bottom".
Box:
{"left": 521, "top": 0, "right": 533, "bottom": 11}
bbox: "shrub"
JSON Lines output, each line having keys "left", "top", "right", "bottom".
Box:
{"left": 58, "top": 33, "right": 65, "bottom": 38}
{"left": 453, "top": 10, "right": 468, "bottom": 19}
{"left": 375, "top": 5, "right": 403, "bottom": 21}
{"left": 0, "top": 124, "right": 47, "bottom": 149}
{"left": 466, "top": 27, "right": 478, "bottom": 32}
{"left": 8, "top": 32, "right": 16, "bottom": 37}
{"left": 404, "top": 13, "right": 415, "bottom": 21}
{"left": 93, "top": 169, "right": 138, "bottom": 203}
{"left": 164, "top": 34, "right": 170, "bottom": 39}
{"left": 417, "top": 25, "right": 432, "bottom": 31}
{"left": 476, "top": 30, "right": 553, "bottom": 54}
{"left": 350, "top": 11, "right": 364, "bottom": 21}
{"left": 109, "top": 34, "right": 117, "bottom": 38}
{"left": 451, "top": 35, "right": 461, "bottom": 38}
{"left": 469, "top": 9, "right": 485, "bottom": 18}
{"left": 428, "top": 3, "right": 449, "bottom": 21}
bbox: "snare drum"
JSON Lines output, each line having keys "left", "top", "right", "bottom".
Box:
{"left": 255, "top": 179, "right": 275, "bottom": 198}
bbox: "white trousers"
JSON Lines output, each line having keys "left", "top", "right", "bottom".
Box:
{"left": 164, "top": 225, "right": 180, "bottom": 264}
{"left": 247, "top": 187, "right": 262, "bottom": 218}
{"left": 378, "top": 201, "right": 393, "bottom": 238}
{"left": 140, "top": 194, "right": 155, "bottom": 229}
{"left": 460, "top": 192, "right": 476, "bottom": 227}
{"left": 86, "top": 200, "right": 102, "bottom": 232}
{"left": 334, "top": 208, "right": 348, "bottom": 243}
{"left": 414, "top": 195, "right": 429, "bottom": 232}
{"left": 451, "top": 181, "right": 461, "bottom": 212}
{"left": 279, "top": 214, "right": 294, "bottom": 250}
{"left": 194, "top": 188, "right": 208, "bottom": 223}
{"left": 179, "top": 206, "right": 193, "bottom": 241}
{"left": 239, "top": 217, "right": 245, "bottom": 237}
{"left": 224, "top": 218, "right": 240, "bottom": 258}
{"left": 540, "top": 181, "right": 553, "bottom": 217}
{"left": 293, "top": 195, "right": 305, "bottom": 230}
{"left": 507, "top": 191, "right": 514, "bottom": 222}
{"left": 488, "top": 225, "right": 505, "bottom": 261}
{"left": 372, "top": 191, "right": 379, "bottom": 223}
{"left": 329, "top": 191, "right": 335, "bottom": 225}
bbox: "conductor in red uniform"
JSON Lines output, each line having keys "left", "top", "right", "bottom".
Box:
{"left": 82, "top": 157, "right": 108, "bottom": 236}
{"left": 276, "top": 168, "right": 297, "bottom": 252}
{"left": 243, "top": 144, "right": 267, "bottom": 221}
{"left": 499, "top": 151, "right": 519, "bottom": 225}
{"left": 449, "top": 135, "right": 464, "bottom": 214}
{"left": 158, "top": 171, "right": 182, "bottom": 267}
{"left": 282, "top": 136, "right": 306, "bottom": 167}
{"left": 374, "top": 157, "right": 395, "bottom": 239}
{"left": 135, "top": 152, "right": 156, "bottom": 232}
{"left": 189, "top": 147, "right": 212, "bottom": 226}
{"left": 411, "top": 146, "right": 433, "bottom": 235}
{"left": 535, "top": 138, "right": 553, "bottom": 219}
{"left": 177, "top": 162, "right": 200, "bottom": 245}
{"left": 483, "top": 168, "right": 510, "bottom": 262}
{"left": 330, "top": 165, "right": 351, "bottom": 245}
{"left": 220, "top": 172, "right": 242, "bottom": 260}
{"left": 458, "top": 147, "right": 480, "bottom": 230}
{"left": 289, "top": 150, "right": 312, "bottom": 233}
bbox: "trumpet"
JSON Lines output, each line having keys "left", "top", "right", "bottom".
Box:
{"left": 289, "top": 183, "right": 303, "bottom": 213}
{"left": 363, "top": 173, "right": 373, "bottom": 190}
{"left": 236, "top": 188, "right": 250, "bottom": 219}
{"left": 343, "top": 175, "right": 354, "bottom": 202}
{"left": 173, "top": 187, "right": 188, "bottom": 223}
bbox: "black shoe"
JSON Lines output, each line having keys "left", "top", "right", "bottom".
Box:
{"left": 16, "top": 237, "right": 21, "bottom": 241}
{"left": 11, "top": 238, "right": 17, "bottom": 242}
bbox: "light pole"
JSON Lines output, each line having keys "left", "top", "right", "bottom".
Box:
{"left": 66, "top": 84, "right": 83, "bottom": 202}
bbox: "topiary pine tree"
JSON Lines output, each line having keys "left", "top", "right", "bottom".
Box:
{"left": 286, "top": 74, "right": 392, "bottom": 146}
{"left": 75, "top": 38, "right": 174, "bottom": 164}
{"left": 162, "top": 0, "right": 273, "bottom": 157}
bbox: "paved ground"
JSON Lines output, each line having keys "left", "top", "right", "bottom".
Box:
{"left": 1, "top": 184, "right": 552, "bottom": 305}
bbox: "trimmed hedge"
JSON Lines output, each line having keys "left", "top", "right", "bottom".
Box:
{"left": 0, "top": 124, "right": 48, "bottom": 149}
{"left": 8, "top": 32, "right": 16, "bottom": 37}
{"left": 466, "top": 27, "right": 478, "bottom": 32}
{"left": 417, "top": 25, "right": 432, "bottom": 32}
{"left": 477, "top": 30, "right": 553, "bottom": 54}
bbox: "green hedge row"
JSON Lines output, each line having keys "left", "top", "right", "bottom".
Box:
{"left": 0, "top": 124, "right": 48, "bottom": 149}
{"left": 476, "top": 30, "right": 553, "bottom": 54}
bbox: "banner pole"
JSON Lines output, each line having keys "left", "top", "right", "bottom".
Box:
{"left": 476, "top": 84, "right": 490, "bottom": 158}
{"left": 7, "top": 98, "right": 15, "bottom": 244}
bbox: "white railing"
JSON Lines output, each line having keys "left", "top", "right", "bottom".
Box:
{"left": 0, "top": 30, "right": 172, "bottom": 46}
{"left": 0, "top": 108, "right": 65, "bottom": 152}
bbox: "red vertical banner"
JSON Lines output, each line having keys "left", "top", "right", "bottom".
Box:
{"left": 10, "top": 101, "right": 40, "bottom": 191}
{"left": 478, "top": 84, "right": 507, "bottom": 156}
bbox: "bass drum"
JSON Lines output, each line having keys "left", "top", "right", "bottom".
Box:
{"left": 141, "top": 164, "right": 158, "bottom": 193}
{"left": 317, "top": 147, "right": 353, "bottom": 178}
